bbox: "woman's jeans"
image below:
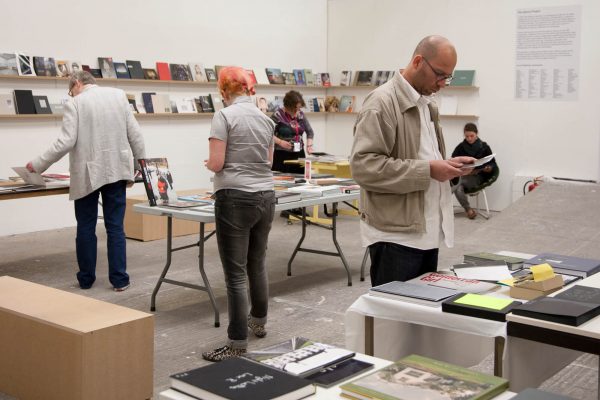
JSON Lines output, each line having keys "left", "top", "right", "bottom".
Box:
{"left": 214, "top": 189, "right": 275, "bottom": 348}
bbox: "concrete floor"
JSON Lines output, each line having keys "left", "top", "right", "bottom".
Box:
{"left": 0, "top": 181, "right": 598, "bottom": 399}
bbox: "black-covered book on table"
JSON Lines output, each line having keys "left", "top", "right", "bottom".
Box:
{"left": 442, "top": 293, "right": 522, "bottom": 322}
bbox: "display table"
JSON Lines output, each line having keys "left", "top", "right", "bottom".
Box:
{"left": 506, "top": 273, "right": 600, "bottom": 394}
{"left": 345, "top": 293, "right": 507, "bottom": 376}
{"left": 134, "top": 192, "right": 360, "bottom": 327}
{"left": 0, "top": 182, "right": 69, "bottom": 200}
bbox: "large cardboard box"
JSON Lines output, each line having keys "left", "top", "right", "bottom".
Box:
{"left": 0, "top": 276, "right": 154, "bottom": 400}
{"left": 125, "top": 189, "right": 213, "bottom": 241}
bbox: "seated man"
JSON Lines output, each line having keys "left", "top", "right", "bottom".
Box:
{"left": 451, "top": 123, "right": 498, "bottom": 219}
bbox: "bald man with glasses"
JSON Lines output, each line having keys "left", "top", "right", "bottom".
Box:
{"left": 350, "top": 35, "right": 475, "bottom": 286}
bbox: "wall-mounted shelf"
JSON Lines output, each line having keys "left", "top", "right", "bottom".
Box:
{"left": 440, "top": 114, "right": 479, "bottom": 119}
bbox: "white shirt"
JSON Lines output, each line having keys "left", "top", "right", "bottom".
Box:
{"left": 361, "top": 74, "right": 454, "bottom": 250}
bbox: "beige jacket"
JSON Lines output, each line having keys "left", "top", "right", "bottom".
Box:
{"left": 32, "top": 85, "right": 146, "bottom": 200}
{"left": 349, "top": 73, "right": 446, "bottom": 233}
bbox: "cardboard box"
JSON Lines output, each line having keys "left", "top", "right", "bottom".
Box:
{"left": 518, "top": 274, "right": 564, "bottom": 291}
{"left": 510, "top": 284, "right": 563, "bottom": 300}
{"left": 0, "top": 276, "right": 153, "bottom": 400}
{"left": 125, "top": 189, "right": 214, "bottom": 241}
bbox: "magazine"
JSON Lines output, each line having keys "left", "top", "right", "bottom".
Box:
{"left": 138, "top": 158, "right": 197, "bottom": 208}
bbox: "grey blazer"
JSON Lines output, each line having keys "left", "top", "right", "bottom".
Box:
{"left": 31, "top": 85, "right": 146, "bottom": 200}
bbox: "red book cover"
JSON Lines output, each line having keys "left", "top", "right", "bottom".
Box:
{"left": 156, "top": 62, "right": 171, "bottom": 80}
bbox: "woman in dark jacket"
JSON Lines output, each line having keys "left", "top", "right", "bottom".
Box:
{"left": 451, "top": 123, "right": 498, "bottom": 219}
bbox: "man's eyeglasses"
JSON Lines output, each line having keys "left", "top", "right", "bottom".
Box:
{"left": 422, "top": 57, "right": 453, "bottom": 84}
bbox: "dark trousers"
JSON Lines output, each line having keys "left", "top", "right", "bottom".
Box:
{"left": 214, "top": 189, "right": 275, "bottom": 347}
{"left": 272, "top": 149, "right": 305, "bottom": 174}
{"left": 74, "top": 180, "right": 129, "bottom": 289}
{"left": 369, "top": 241, "right": 438, "bottom": 286}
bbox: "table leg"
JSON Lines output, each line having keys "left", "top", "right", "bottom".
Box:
{"left": 360, "top": 248, "right": 369, "bottom": 282}
{"left": 365, "top": 315, "right": 374, "bottom": 356}
{"left": 494, "top": 336, "right": 505, "bottom": 377}
{"left": 331, "top": 203, "right": 352, "bottom": 286}
{"left": 150, "top": 216, "right": 173, "bottom": 312}
{"left": 287, "top": 207, "right": 307, "bottom": 276}
{"left": 196, "top": 223, "right": 220, "bottom": 327}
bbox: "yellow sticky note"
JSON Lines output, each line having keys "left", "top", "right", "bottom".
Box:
{"left": 454, "top": 293, "right": 513, "bottom": 310}
{"left": 531, "top": 263, "right": 555, "bottom": 282}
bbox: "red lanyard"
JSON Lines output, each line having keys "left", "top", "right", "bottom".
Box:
{"left": 284, "top": 111, "right": 300, "bottom": 142}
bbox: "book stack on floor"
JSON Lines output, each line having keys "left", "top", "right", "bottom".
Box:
{"left": 161, "top": 357, "right": 315, "bottom": 400}
{"left": 340, "top": 354, "right": 509, "bottom": 400}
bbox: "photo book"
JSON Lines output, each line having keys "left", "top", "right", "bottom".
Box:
{"left": 340, "top": 354, "right": 508, "bottom": 400}
{"left": 0, "top": 53, "right": 18, "bottom": 76}
{"left": 138, "top": 158, "right": 198, "bottom": 208}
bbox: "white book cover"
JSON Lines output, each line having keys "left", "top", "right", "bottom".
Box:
{"left": 438, "top": 95, "right": 458, "bottom": 115}
{"left": 16, "top": 52, "right": 35, "bottom": 76}
{"left": 151, "top": 94, "right": 172, "bottom": 113}
{"left": 0, "top": 94, "right": 16, "bottom": 115}
{"left": 175, "top": 98, "right": 197, "bottom": 113}
{"left": 188, "top": 62, "right": 207, "bottom": 82}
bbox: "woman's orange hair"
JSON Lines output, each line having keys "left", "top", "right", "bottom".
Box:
{"left": 218, "top": 66, "right": 256, "bottom": 97}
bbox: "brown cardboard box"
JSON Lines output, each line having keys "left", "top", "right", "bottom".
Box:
{"left": 124, "top": 189, "right": 214, "bottom": 241}
{"left": 0, "top": 276, "right": 153, "bottom": 400}
{"left": 509, "top": 275, "right": 564, "bottom": 300}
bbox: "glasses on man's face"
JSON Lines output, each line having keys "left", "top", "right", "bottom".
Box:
{"left": 422, "top": 57, "right": 453, "bottom": 85}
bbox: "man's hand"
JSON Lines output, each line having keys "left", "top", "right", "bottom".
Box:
{"left": 449, "top": 156, "right": 477, "bottom": 166}
{"left": 429, "top": 159, "right": 470, "bottom": 182}
{"left": 26, "top": 162, "right": 35, "bottom": 173}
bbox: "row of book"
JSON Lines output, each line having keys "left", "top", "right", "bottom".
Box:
{"left": 162, "top": 335, "right": 567, "bottom": 400}
{"left": 2, "top": 89, "right": 358, "bottom": 116}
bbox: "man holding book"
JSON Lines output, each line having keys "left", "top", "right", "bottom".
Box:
{"left": 26, "top": 71, "right": 145, "bottom": 292}
{"left": 350, "top": 35, "right": 474, "bottom": 286}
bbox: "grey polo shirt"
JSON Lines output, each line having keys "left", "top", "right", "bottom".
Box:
{"left": 209, "top": 96, "right": 275, "bottom": 192}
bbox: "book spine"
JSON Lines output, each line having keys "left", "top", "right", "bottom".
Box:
{"left": 138, "top": 160, "right": 156, "bottom": 206}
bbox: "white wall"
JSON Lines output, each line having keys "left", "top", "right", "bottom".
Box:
{"left": 0, "top": 0, "right": 328, "bottom": 236}
{"left": 327, "top": 0, "right": 600, "bottom": 210}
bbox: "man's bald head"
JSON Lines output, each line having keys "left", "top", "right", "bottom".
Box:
{"left": 403, "top": 35, "right": 457, "bottom": 96}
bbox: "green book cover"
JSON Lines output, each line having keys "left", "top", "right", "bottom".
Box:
{"left": 340, "top": 354, "right": 508, "bottom": 400}
{"left": 450, "top": 69, "right": 476, "bottom": 86}
{"left": 464, "top": 252, "right": 525, "bottom": 265}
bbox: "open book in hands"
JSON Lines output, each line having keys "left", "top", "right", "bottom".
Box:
{"left": 460, "top": 153, "right": 496, "bottom": 170}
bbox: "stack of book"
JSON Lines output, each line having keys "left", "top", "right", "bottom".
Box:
{"left": 523, "top": 253, "right": 600, "bottom": 278}
{"left": 369, "top": 281, "right": 458, "bottom": 307}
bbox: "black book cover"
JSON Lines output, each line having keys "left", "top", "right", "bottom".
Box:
{"left": 512, "top": 296, "right": 600, "bottom": 326}
{"left": 138, "top": 159, "right": 157, "bottom": 206}
{"left": 170, "top": 63, "right": 192, "bottom": 81}
{"left": 13, "top": 90, "right": 36, "bottom": 114}
{"left": 33, "top": 96, "right": 52, "bottom": 114}
{"left": 199, "top": 95, "right": 214, "bottom": 112}
{"left": 89, "top": 68, "right": 103, "bottom": 78}
{"left": 442, "top": 293, "right": 522, "bottom": 322}
{"left": 114, "top": 62, "right": 131, "bottom": 79}
{"left": 555, "top": 285, "right": 600, "bottom": 304}
{"left": 304, "top": 358, "right": 373, "bottom": 388}
{"left": 33, "top": 56, "right": 47, "bottom": 76}
{"left": 170, "top": 357, "right": 314, "bottom": 400}
{"left": 142, "top": 92, "right": 156, "bottom": 114}
{"left": 126, "top": 60, "right": 144, "bottom": 79}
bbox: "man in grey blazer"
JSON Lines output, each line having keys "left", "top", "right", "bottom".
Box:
{"left": 27, "top": 71, "right": 146, "bottom": 291}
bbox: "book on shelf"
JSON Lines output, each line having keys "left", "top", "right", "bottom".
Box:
{"left": 98, "top": 57, "right": 117, "bottom": 79}
{"left": 143, "top": 68, "right": 159, "bottom": 80}
{"left": 0, "top": 53, "right": 19, "bottom": 76}
{"left": 464, "top": 251, "right": 528, "bottom": 271}
{"left": 214, "top": 65, "right": 228, "bottom": 78}
{"left": 170, "top": 357, "right": 315, "bottom": 400}
{"left": 33, "top": 56, "right": 57, "bottom": 77}
{"left": 205, "top": 68, "right": 217, "bottom": 82}
{"left": 320, "top": 72, "right": 331, "bottom": 87}
{"left": 141, "top": 92, "right": 156, "bottom": 113}
{"left": 267, "top": 96, "right": 284, "bottom": 113}
{"left": 355, "top": 70, "right": 374, "bottom": 86}
{"left": 126, "top": 94, "right": 139, "bottom": 113}
{"left": 210, "top": 93, "right": 224, "bottom": 112}
{"left": 304, "top": 357, "right": 374, "bottom": 388}
{"left": 316, "top": 73, "right": 325, "bottom": 87}
{"left": 340, "top": 354, "right": 508, "bottom": 400}
{"left": 408, "top": 271, "right": 498, "bottom": 293}
{"left": 126, "top": 60, "right": 144, "bottom": 80}
{"left": 339, "top": 95, "right": 355, "bottom": 112}
{"left": 283, "top": 72, "right": 296, "bottom": 85}
{"left": 316, "top": 97, "right": 325, "bottom": 113}
{"left": 511, "top": 287, "right": 600, "bottom": 326}
{"left": 175, "top": 98, "right": 197, "bottom": 114}
{"left": 156, "top": 62, "right": 171, "bottom": 80}
{"left": 265, "top": 68, "right": 284, "bottom": 85}
{"left": 304, "top": 69, "right": 315, "bottom": 85}
{"left": 439, "top": 94, "right": 458, "bottom": 115}
{"left": 374, "top": 70, "right": 391, "bottom": 86}
{"left": 324, "top": 96, "right": 339, "bottom": 112}
{"left": 242, "top": 336, "right": 355, "bottom": 378}
{"left": 275, "top": 190, "right": 302, "bottom": 204}
{"left": 293, "top": 69, "right": 306, "bottom": 85}
{"left": 510, "top": 387, "right": 576, "bottom": 399}
{"left": 32, "top": 95, "right": 52, "bottom": 114}
{"left": 138, "top": 158, "right": 200, "bottom": 208}
{"left": 69, "top": 61, "right": 82, "bottom": 74}
{"left": 16, "top": 53, "right": 35, "bottom": 76}
{"left": 369, "top": 281, "right": 459, "bottom": 307}
{"left": 87, "top": 68, "right": 102, "bottom": 79}
{"left": 524, "top": 253, "right": 600, "bottom": 278}
{"left": 113, "top": 62, "right": 131, "bottom": 79}
{"left": 170, "top": 63, "right": 192, "bottom": 81}
{"left": 55, "top": 60, "right": 70, "bottom": 77}
{"left": 339, "top": 70, "right": 352, "bottom": 86}
{"left": 189, "top": 63, "right": 208, "bottom": 82}
{"left": 442, "top": 293, "right": 522, "bottom": 322}
{"left": 151, "top": 94, "right": 172, "bottom": 114}
{"left": 13, "top": 90, "right": 37, "bottom": 114}
{"left": 450, "top": 69, "right": 476, "bottom": 86}
{"left": 0, "top": 94, "right": 16, "bottom": 115}
{"left": 197, "top": 95, "right": 214, "bottom": 112}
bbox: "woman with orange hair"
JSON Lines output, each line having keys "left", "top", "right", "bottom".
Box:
{"left": 203, "top": 66, "right": 276, "bottom": 362}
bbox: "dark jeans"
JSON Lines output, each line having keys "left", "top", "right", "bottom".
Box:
{"left": 369, "top": 241, "right": 438, "bottom": 286}
{"left": 452, "top": 175, "right": 484, "bottom": 211}
{"left": 214, "top": 189, "right": 275, "bottom": 347}
{"left": 74, "top": 180, "right": 129, "bottom": 289}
